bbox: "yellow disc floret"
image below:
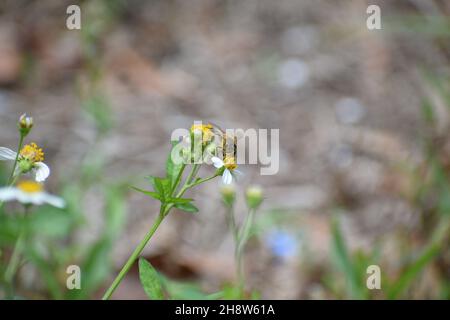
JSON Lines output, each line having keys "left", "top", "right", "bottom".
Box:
{"left": 17, "top": 180, "right": 43, "bottom": 193}
{"left": 191, "top": 123, "right": 214, "bottom": 143}
{"left": 19, "top": 142, "right": 44, "bottom": 163}
{"left": 224, "top": 155, "right": 237, "bottom": 170}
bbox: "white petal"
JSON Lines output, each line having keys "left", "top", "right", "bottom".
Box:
{"left": 0, "top": 187, "right": 19, "bottom": 202}
{"left": 34, "top": 162, "right": 50, "bottom": 182}
{"left": 222, "top": 169, "right": 233, "bottom": 185}
{"left": 17, "top": 191, "right": 40, "bottom": 205}
{"left": 211, "top": 157, "right": 224, "bottom": 168}
{"left": 42, "top": 193, "right": 66, "bottom": 208}
{"left": 0, "top": 147, "right": 17, "bottom": 161}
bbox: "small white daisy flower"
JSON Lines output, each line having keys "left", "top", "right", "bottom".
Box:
{"left": 0, "top": 180, "right": 65, "bottom": 208}
{"left": 211, "top": 156, "right": 239, "bottom": 185}
{"left": 0, "top": 142, "right": 50, "bottom": 182}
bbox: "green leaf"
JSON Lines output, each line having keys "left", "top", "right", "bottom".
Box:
{"left": 153, "top": 178, "right": 165, "bottom": 198}
{"left": 152, "top": 177, "right": 172, "bottom": 202}
{"left": 222, "top": 284, "right": 242, "bottom": 299}
{"left": 161, "top": 178, "right": 172, "bottom": 198}
{"left": 131, "top": 186, "right": 161, "bottom": 201}
{"left": 28, "top": 208, "right": 73, "bottom": 238}
{"left": 387, "top": 241, "right": 441, "bottom": 299}
{"left": 0, "top": 214, "right": 26, "bottom": 244}
{"left": 80, "top": 239, "right": 112, "bottom": 296}
{"left": 421, "top": 99, "right": 435, "bottom": 125}
{"left": 331, "top": 217, "right": 365, "bottom": 299}
{"left": 26, "top": 245, "right": 63, "bottom": 299}
{"left": 160, "top": 276, "right": 210, "bottom": 300}
{"left": 166, "top": 141, "right": 184, "bottom": 189}
{"left": 82, "top": 94, "right": 114, "bottom": 134}
{"left": 139, "top": 258, "right": 164, "bottom": 300}
{"left": 175, "top": 202, "right": 199, "bottom": 213}
{"left": 167, "top": 197, "right": 193, "bottom": 204}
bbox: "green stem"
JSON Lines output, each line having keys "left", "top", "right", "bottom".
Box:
{"left": 235, "top": 208, "right": 255, "bottom": 297}
{"left": 4, "top": 231, "right": 25, "bottom": 284}
{"left": 0, "top": 135, "right": 25, "bottom": 211}
{"left": 163, "top": 173, "right": 219, "bottom": 222}
{"left": 185, "top": 164, "right": 200, "bottom": 185}
{"left": 238, "top": 209, "right": 255, "bottom": 251}
{"left": 170, "top": 164, "right": 186, "bottom": 196}
{"left": 236, "top": 250, "right": 244, "bottom": 297}
{"left": 0, "top": 175, "right": 20, "bottom": 210}
{"left": 4, "top": 205, "right": 28, "bottom": 298}
{"left": 226, "top": 206, "right": 238, "bottom": 243}
{"left": 7, "top": 134, "right": 24, "bottom": 185}
{"left": 225, "top": 205, "right": 243, "bottom": 296}
{"left": 102, "top": 210, "right": 165, "bottom": 300}
{"left": 187, "top": 172, "right": 219, "bottom": 189}
{"left": 102, "top": 165, "right": 218, "bottom": 300}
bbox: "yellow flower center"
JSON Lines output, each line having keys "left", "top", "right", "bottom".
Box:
{"left": 17, "top": 180, "right": 43, "bottom": 193}
{"left": 19, "top": 142, "right": 44, "bottom": 163}
{"left": 191, "top": 124, "right": 214, "bottom": 142}
{"left": 224, "top": 156, "right": 237, "bottom": 170}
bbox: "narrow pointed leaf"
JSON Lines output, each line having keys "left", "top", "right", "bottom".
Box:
{"left": 175, "top": 202, "right": 199, "bottom": 213}
{"left": 167, "top": 197, "right": 193, "bottom": 204}
{"left": 166, "top": 141, "right": 184, "bottom": 189}
{"left": 131, "top": 186, "right": 161, "bottom": 201}
{"left": 139, "top": 258, "right": 164, "bottom": 300}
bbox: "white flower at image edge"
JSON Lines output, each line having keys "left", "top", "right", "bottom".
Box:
{"left": 211, "top": 156, "right": 237, "bottom": 185}
{"left": 0, "top": 146, "right": 50, "bottom": 182}
{"left": 0, "top": 181, "right": 65, "bottom": 208}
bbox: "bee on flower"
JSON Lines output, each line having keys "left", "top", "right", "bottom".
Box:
{"left": 0, "top": 142, "right": 50, "bottom": 182}
{"left": 0, "top": 180, "right": 65, "bottom": 208}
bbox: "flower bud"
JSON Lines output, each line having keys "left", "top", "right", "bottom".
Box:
{"left": 245, "top": 185, "right": 263, "bottom": 209}
{"left": 220, "top": 185, "right": 236, "bottom": 207}
{"left": 18, "top": 113, "right": 33, "bottom": 136}
{"left": 18, "top": 158, "right": 33, "bottom": 173}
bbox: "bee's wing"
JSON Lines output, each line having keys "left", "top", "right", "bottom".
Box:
{"left": 209, "top": 122, "right": 225, "bottom": 136}
{"left": 209, "top": 122, "right": 244, "bottom": 158}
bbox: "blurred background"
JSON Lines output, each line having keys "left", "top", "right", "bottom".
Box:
{"left": 0, "top": 0, "right": 449, "bottom": 299}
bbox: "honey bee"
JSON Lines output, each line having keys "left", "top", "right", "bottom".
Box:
{"left": 209, "top": 122, "right": 238, "bottom": 159}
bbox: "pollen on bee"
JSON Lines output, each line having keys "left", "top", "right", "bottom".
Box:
{"left": 224, "top": 156, "right": 237, "bottom": 170}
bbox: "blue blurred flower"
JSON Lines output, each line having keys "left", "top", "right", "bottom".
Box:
{"left": 265, "top": 230, "right": 298, "bottom": 260}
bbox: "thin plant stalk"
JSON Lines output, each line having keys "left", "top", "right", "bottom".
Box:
{"left": 102, "top": 165, "right": 218, "bottom": 300}
{"left": 4, "top": 205, "right": 29, "bottom": 298}
{"left": 235, "top": 208, "right": 255, "bottom": 297}
{"left": 102, "top": 210, "right": 165, "bottom": 300}
{"left": 7, "top": 134, "right": 24, "bottom": 185}
{"left": 4, "top": 232, "right": 25, "bottom": 285}
{"left": 0, "top": 135, "right": 24, "bottom": 210}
